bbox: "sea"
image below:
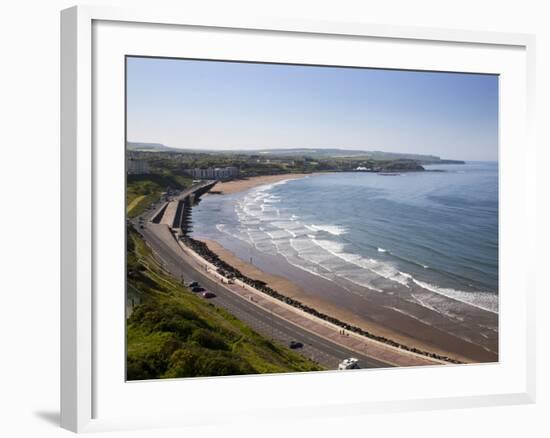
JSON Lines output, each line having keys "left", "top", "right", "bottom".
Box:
{"left": 190, "top": 162, "right": 499, "bottom": 334}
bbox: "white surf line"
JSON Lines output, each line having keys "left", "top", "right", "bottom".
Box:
{"left": 176, "top": 239, "right": 446, "bottom": 366}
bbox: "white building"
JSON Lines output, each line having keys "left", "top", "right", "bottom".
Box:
{"left": 187, "top": 166, "right": 239, "bottom": 180}
{"left": 127, "top": 158, "right": 150, "bottom": 175}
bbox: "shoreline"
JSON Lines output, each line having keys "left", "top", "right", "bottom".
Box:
{"left": 198, "top": 238, "right": 440, "bottom": 352}
{"left": 191, "top": 237, "right": 498, "bottom": 364}
{"left": 180, "top": 234, "right": 470, "bottom": 364}
{"left": 169, "top": 230, "right": 438, "bottom": 367}
{"left": 211, "top": 173, "right": 326, "bottom": 195}
{"left": 190, "top": 172, "right": 498, "bottom": 364}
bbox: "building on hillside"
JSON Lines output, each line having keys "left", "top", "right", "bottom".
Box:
{"left": 186, "top": 166, "right": 239, "bottom": 180}
{"left": 127, "top": 158, "right": 150, "bottom": 174}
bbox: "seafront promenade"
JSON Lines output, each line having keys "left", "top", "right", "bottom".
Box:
{"left": 175, "top": 232, "right": 443, "bottom": 367}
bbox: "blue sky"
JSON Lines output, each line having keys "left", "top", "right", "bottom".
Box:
{"left": 126, "top": 57, "right": 498, "bottom": 161}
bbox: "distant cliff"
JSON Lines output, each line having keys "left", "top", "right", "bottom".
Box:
{"left": 126, "top": 143, "right": 465, "bottom": 164}
{"left": 373, "top": 159, "right": 425, "bottom": 172}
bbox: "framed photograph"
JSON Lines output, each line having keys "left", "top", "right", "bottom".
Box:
{"left": 61, "top": 5, "right": 536, "bottom": 433}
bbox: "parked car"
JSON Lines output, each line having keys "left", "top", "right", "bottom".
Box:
{"left": 191, "top": 286, "right": 205, "bottom": 293}
{"left": 188, "top": 281, "right": 200, "bottom": 288}
{"left": 202, "top": 291, "right": 216, "bottom": 299}
{"left": 289, "top": 340, "right": 303, "bottom": 349}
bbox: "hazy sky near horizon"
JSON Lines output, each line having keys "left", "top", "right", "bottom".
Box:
{"left": 126, "top": 57, "right": 498, "bottom": 161}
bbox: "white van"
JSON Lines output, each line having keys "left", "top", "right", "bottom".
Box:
{"left": 338, "top": 358, "right": 360, "bottom": 370}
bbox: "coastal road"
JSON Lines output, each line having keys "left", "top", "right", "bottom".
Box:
{"left": 133, "top": 214, "right": 391, "bottom": 370}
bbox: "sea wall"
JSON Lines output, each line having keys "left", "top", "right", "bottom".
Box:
{"left": 150, "top": 202, "right": 168, "bottom": 224}
{"left": 180, "top": 235, "right": 462, "bottom": 365}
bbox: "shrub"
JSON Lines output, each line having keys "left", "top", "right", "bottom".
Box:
{"left": 127, "top": 356, "right": 156, "bottom": 381}
{"left": 190, "top": 329, "right": 228, "bottom": 350}
{"left": 165, "top": 347, "right": 255, "bottom": 378}
{"left": 154, "top": 319, "right": 195, "bottom": 340}
{"left": 127, "top": 338, "right": 182, "bottom": 381}
{"left": 198, "top": 353, "right": 254, "bottom": 377}
{"left": 129, "top": 302, "right": 201, "bottom": 332}
{"left": 165, "top": 347, "right": 201, "bottom": 378}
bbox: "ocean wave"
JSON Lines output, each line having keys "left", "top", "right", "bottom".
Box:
{"left": 412, "top": 279, "right": 498, "bottom": 314}
{"left": 311, "top": 238, "right": 412, "bottom": 288}
{"left": 408, "top": 295, "right": 440, "bottom": 314}
{"left": 410, "top": 293, "right": 469, "bottom": 324}
{"left": 309, "top": 236, "right": 498, "bottom": 312}
{"left": 278, "top": 253, "right": 343, "bottom": 286}
{"left": 307, "top": 224, "right": 348, "bottom": 236}
{"left": 251, "top": 179, "right": 291, "bottom": 194}
{"left": 269, "top": 220, "right": 301, "bottom": 230}
{"left": 247, "top": 229, "right": 271, "bottom": 242}
{"left": 260, "top": 204, "right": 278, "bottom": 213}
{"left": 265, "top": 229, "right": 294, "bottom": 240}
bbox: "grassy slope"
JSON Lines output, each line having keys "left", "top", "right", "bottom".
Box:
{"left": 126, "top": 195, "right": 146, "bottom": 216}
{"left": 126, "top": 173, "right": 192, "bottom": 218}
{"left": 126, "top": 226, "right": 323, "bottom": 380}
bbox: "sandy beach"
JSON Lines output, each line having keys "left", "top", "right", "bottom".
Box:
{"left": 199, "top": 238, "right": 498, "bottom": 364}
{"left": 211, "top": 173, "right": 321, "bottom": 195}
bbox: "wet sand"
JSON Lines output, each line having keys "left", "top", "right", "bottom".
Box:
{"left": 200, "top": 238, "right": 498, "bottom": 364}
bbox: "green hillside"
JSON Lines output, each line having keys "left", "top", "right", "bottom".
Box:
{"left": 126, "top": 226, "right": 323, "bottom": 380}
{"left": 127, "top": 142, "right": 463, "bottom": 163}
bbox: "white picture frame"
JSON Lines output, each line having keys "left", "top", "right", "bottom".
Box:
{"left": 60, "top": 4, "right": 536, "bottom": 433}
